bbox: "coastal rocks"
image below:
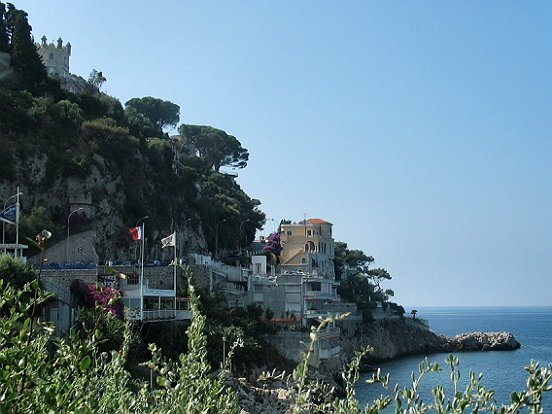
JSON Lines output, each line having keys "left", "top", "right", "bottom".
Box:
{"left": 447, "top": 331, "right": 521, "bottom": 352}
{"left": 341, "top": 319, "right": 445, "bottom": 363}
{"left": 337, "top": 319, "right": 521, "bottom": 366}
{"left": 229, "top": 370, "right": 336, "bottom": 414}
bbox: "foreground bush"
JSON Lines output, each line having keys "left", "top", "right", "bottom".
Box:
{"left": 0, "top": 278, "right": 550, "bottom": 413}
{"left": 0, "top": 279, "right": 238, "bottom": 413}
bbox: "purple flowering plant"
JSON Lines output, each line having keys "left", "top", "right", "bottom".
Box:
{"left": 263, "top": 232, "right": 282, "bottom": 256}
{"left": 70, "top": 279, "right": 124, "bottom": 318}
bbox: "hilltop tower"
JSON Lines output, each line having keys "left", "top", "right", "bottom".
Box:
{"left": 36, "top": 35, "right": 71, "bottom": 79}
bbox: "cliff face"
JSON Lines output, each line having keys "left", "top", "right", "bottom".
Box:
{"left": 342, "top": 319, "right": 444, "bottom": 362}
{"left": 2, "top": 147, "right": 207, "bottom": 262}
{"left": 1, "top": 72, "right": 264, "bottom": 262}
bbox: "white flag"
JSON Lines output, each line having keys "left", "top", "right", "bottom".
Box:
{"left": 161, "top": 232, "right": 176, "bottom": 248}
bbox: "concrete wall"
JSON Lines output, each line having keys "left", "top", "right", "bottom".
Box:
{"left": 41, "top": 268, "right": 98, "bottom": 305}
{"left": 41, "top": 268, "right": 98, "bottom": 336}
{"left": 188, "top": 264, "right": 211, "bottom": 290}
{"left": 100, "top": 265, "right": 179, "bottom": 290}
{"left": 40, "top": 230, "right": 98, "bottom": 265}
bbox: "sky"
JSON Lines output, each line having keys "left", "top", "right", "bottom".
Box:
{"left": 16, "top": 1, "right": 551, "bottom": 306}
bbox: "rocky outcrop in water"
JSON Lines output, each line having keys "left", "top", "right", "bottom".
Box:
{"left": 445, "top": 331, "right": 521, "bottom": 352}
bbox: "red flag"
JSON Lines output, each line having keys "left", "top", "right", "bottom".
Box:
{"left": 128, "top": 226, "right": 142, "bottom": 241}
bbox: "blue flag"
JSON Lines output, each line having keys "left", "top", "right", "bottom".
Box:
{"left": 0, "top": 204, "right": 16, "bottom": 225}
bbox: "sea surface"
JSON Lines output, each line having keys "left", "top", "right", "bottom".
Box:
{"left": 356, "top": 307, "right": 552, "bottom": 411}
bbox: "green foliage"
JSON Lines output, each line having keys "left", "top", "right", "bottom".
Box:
{"left": 363, "top": 353, "right": 552, "bottom": 414}
{"left": 0, "top": 2, "right": 10, "bottom": 52}
{"left": 1, "top": 275, "right": 551, "bottom": 413}
{"left": 125, "top": 105, "right": 158, "bottom": 138}
{"left": 81, "top": 116, "right": 130, "bottom": 143}
{"left": 334, "top": 241, "right": 374, "bottom": 280}
{"left": 0, "top": 88, "right": 33, "bottom": 133}
{"left": 198, "top": 171, "right": 265, "bottom": 254}
{"left": 126, "top": 96, "right": 180, "bottom": 133}
{"left": 74, "top": 306, "right": 127, "bottom": 354}
{"left": 87, "top": 69, "right": 106, "bottom": 91}
{"left": 53, "top": 99, "right": 83, "bottom": 131}
{"left": 15, "top": 207, "right": 58, "bottom": 253}
{"left": 178, "top": 124, "right": 249, "bottom": 172}
{"left": 0, "top": 279, "right": 239, "bottom": 413}
{"left": 67, "top": 92, "right": 125, "bottom": 123}
{"left": 335, "top": 242, "right": 396, "bottom": 315}
{"left": 0, "top": 143, "right": 15, "bottom": 179}
{"left": 9, "top": 7, "right": 47, "bottom": 89}
{"left": 0, "top": 254, "right": 35, "bottom": 289}
{"left": 0, "top": 5, "right": 266, "bottom": 262}
{"left": 288, "top": 317, "right": 552, "bottom": 414}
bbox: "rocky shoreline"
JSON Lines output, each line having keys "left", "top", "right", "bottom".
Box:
{"left": 339, "top": 319, "right": 521, "bottom": 365}
{"left": 236, "top": 320, "right": 521, "bottom": 413}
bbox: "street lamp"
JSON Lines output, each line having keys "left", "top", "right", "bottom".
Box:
{"left": 215, "top": 219, "right": 227, "bottom": 260}
{"left": 2, "top": 191, "right": 23, "bottom": 245}
{"left": 136, "top": 215, "right": 149, "bottom": 228}
{"left": 66, "top": 208, "right": 84, "bottom": 263}
{"left": 269, "top": 218, "right": 277, "bottom": 233}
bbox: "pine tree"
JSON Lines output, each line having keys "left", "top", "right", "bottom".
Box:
{"left": 10, "top": 8, "right": 46, "bottom": 88}
{"left": 0, "top": 2, "right": 10, "bottom": 52}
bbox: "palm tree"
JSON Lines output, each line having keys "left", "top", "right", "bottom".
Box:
{"left": 411, "top": 309, "right": 418, "bottom": 319}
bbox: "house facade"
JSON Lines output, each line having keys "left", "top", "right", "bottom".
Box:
{"left": 203, "top": 218, "right": 361, "bottom": 328}
{"left": 279, "top": 218, "right": 335, "bottom": 278}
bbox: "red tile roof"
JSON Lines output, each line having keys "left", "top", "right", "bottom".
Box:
{"left": 307, "top": 218, "right": 331, "bottom": 224}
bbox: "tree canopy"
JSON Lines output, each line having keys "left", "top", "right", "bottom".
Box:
{"left": 125, "top": 96, "right": 180, "bottom": 133}
{"left": 334, "top": 242, "right": 394, "bottom": 315}
{"left": 333, "top": 241, "right": 374, "bottom": 280}
{"left": 5, "top": 4, "right": 46, "bottom": 88}
{"left": 178, "top": 124, "right": 249, "bottom": 172}
{"left": 0, "top": 2, "right": 10, "bottom": 53}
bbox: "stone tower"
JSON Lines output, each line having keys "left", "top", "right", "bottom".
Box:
{"left": 36, "top": 36, "right": 71, "bottom": 79}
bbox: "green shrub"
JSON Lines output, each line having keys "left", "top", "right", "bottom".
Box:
{"left": 0, "top": 276, "right": 550, "bottom": 414}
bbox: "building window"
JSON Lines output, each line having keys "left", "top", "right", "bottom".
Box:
{"left": 286, "top": 230, "right": 292, "bottom": 236}
{"left": 307, "top": 229, "right": 313, "bottom": 236}
{"left": 127, "top": 274, "right": 139, "bottom": 285}
{"left": 285, "top": 285, "right": 301, "bottom": 293}
{"left": 286, "top": 302, "right": 301, "bottom": 312}
{"left": 49, "top": 53, "right": 54, "bottom": 60}
{"left": 308, "top": 282, "right": 322, "bottom": 291}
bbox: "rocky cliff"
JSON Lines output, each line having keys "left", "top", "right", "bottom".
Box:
{"left": 340, "top": 319, "right": 520, "bottom": 365}
{"left": 235, "top": 321, "right": 521, "bottom": 414}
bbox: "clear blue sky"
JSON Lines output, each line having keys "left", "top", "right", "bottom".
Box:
{"left": 18, "top": 1, "right": 552, "bottom": 306}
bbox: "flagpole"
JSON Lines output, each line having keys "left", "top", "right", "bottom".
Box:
{"left": 140, "top": 222, "right": 145, "bottom": 321}
{"left": 15, "top": 186, "right": 20, "bottom": 256}
{"left": 173, "top": 230, "right": 177, "bottom": 318}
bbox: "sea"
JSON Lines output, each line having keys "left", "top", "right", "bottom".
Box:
{"left": 356, "top": 307, "right": 552, "bottom": 411}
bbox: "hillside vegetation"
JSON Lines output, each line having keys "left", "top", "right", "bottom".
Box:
{"left": 0, "top": 2, "right": 264, "bottom": 261}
